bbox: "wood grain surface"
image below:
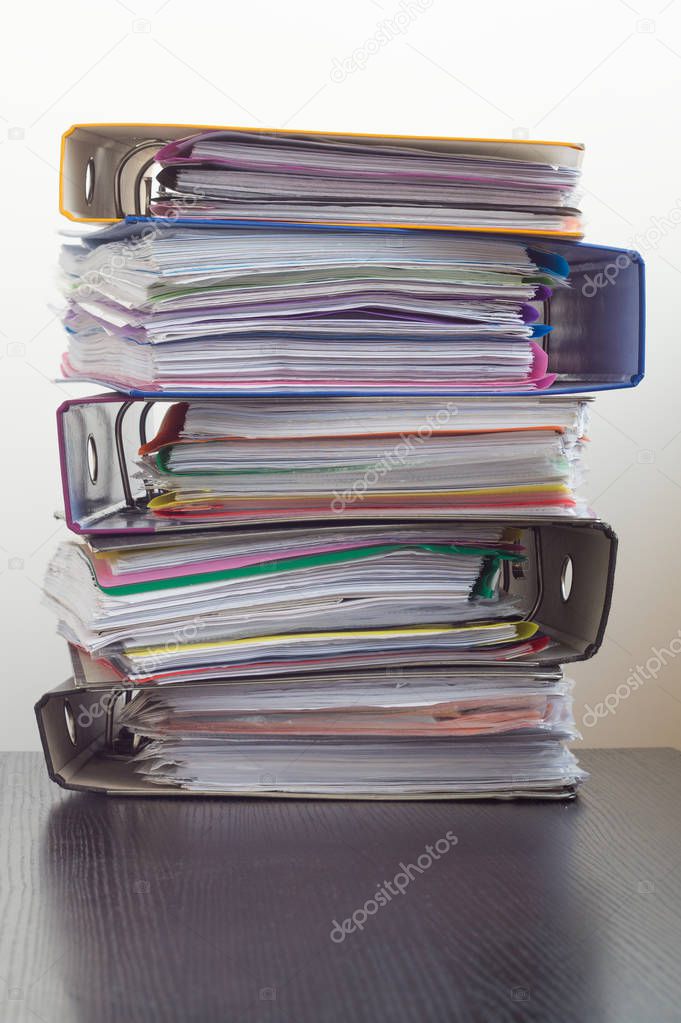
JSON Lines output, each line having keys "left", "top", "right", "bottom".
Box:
{"left": 1, "top": 749, "right": 680, "bottom": 1023}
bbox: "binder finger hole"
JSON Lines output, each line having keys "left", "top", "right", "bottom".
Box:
{"left": 560, "top": 555, "right": 573, "bottom": 602}
{"left": 84, "top": 157, "right": 96, "bottom": 206}
{"left": 86, "top": 434, "right": 98, "bottom": 484}
{"left": 64, "top": 700, "right": 78, "bottom": 746}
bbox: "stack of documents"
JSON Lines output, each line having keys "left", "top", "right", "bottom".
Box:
{"left": 36, "top": 125, "right": 632, "bottom": 800}
{"left": 44, "top": 523, "right": 550, "bottom": 685}
{"left": 151, "top": 130, "right": 582, "bottom": 234}
{"left": 128, "top": 736, "right": 584, "bottom": 797}
{"left": 115, "top": 672, "right": 583, "bottom": 796}
{"left": 138, "top": 397, "right": 589, "bottom": 524}
{"left": 59, "top": 222, "right": 570, "bottom": 395}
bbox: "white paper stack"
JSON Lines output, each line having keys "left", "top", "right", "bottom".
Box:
{"left": 44, "top": 523, "right": 538, "bottom": 684}
{"left": 59, "top": 223, "right": 568, "bottom": 394}
{"left": 151, "top": 130, "right": 582, "bottom": 233}
{"left": 117, "top": 671, "right": 582, "bottom": 796}
{"left": 139, "top": 396, "right": 589, "bottom": 525}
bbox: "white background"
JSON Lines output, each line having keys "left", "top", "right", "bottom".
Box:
{"left": 1, "top": 0, "right": 680, "bottom": 750}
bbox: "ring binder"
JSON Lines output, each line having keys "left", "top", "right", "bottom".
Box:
{"left": 57, "top": 225, "right": 645, "bottom": 397}
{"left": 36, "top": 663, "right": 580, "bottom": 798}
{"left": 56, "top": 394, "right": 593, "bottom": 534}
{"left": 60, "top": 124, "right": 585, "bottom": 226}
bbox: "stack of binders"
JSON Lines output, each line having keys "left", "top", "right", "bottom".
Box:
{"left": 36, "top": 125, "right": 644, "bottom": 799}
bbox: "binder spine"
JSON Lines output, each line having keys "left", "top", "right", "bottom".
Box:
{"left": 57, "top": 395, "right": 157, "bottom": 535}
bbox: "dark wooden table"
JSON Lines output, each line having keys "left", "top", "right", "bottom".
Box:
{"left": 2, "top": 749, "right": 681, "bottom": 1023}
